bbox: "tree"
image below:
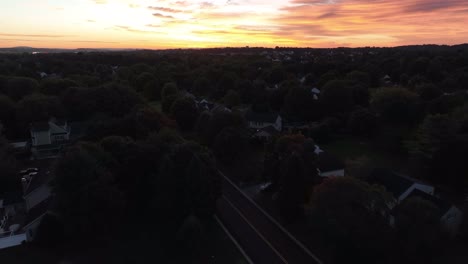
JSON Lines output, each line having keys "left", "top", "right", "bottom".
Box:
{"left": 415, "top": 83, "right": 442, "bottom": 101}
{"left": 394, "top": 197, "right": 442, "bottom": 262}
{"left": 278, "top": 153, "right": 306, "bottom": 223}
{"left": 311, "top": 177, "right": 393, "bottom": 263}
{"left": 135, "top": 72, "right": 155, "bottom": 92}
{"left": 192, "top": 77, "right": 212, "bottom": 97}
{"left": 0, "top": 127, "right": 17, "bottom": 194}
{"left": 152, "top": 142, "right": 220, "bottom": 234}
{"left": 213, "top": 126, "right": 248, "bottom": 163}
{"left": 347, "top": 108, "right": 377, "bottom": 137}
{"left": 282, "top": 86, "right": 318, "bottom": 121}
{"left": 321, "top": 80, "right": 355, "bottom": 114}
{"left": 53, "top": 142, "right": 125, "bottom": 239}
{"left": 371, "top": 87, "right": 421, "bottom": 124}
{"left": 16, "top": 93, "right": 64, "bottom": 124}
{"left": 40, "top": 78, "right": 78, "bottom": 95}
{"left": 62, "top": 83, "right": 143, "bottom": 120}
{"left": 430, "top": 136, "right": 468, "bottom": 190}
{"left": 406, "top": 114, "right": 457, "bottom": 177}
{"left": 161, "top": 82, "right": 179, "bottom": 100}
{"left": 5, "top": 77, "right": 38, "bottom": 100}
{"left": 346, "top": 71, "right": 371, "bottom": 88}
{"left": 0, "top": 95, "right": 16, "bottom": 130}
{"left": 143, "top": 79, "right": 162, "bottom": 101}
{"left": 170, "top": 97, "right": 198, "bottom": 131}
{"left": 222, "top": 89, "right": 241, "bottom": 108}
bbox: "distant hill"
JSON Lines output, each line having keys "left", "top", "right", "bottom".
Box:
{"left": 0, "top": 46, "right": 137, "bottom": 54}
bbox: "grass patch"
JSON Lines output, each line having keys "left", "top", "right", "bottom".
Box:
{"left": 322, "top": 137, "right": 408, "bottom": 173}
{"left": 149, "top": 100, "right": 162, "bottom": 112}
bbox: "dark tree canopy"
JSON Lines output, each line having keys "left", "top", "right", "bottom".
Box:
{"left": 5, "top": 77, "right": 39, "bottom": 100}
{"left": 170, "top": 97, "right": 198, "bottom": 131}
{"left": 371, "top": 87, "right": 421, "bottom": 124}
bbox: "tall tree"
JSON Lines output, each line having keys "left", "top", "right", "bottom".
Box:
{"left": 278, "top": 153, "right": 306, "bottom": 223}
{"left": 170, "top": 97, "right": 198, "bottom": 131}
{"left": 371, "top": 87, "right": 421, "bottom": 125}
{"left": 311, "top": 177, "right": 393, "bottom": 264}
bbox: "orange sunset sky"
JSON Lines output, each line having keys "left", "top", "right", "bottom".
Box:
{"left": 1, "top": 0, "right": 468, "bottom": 49}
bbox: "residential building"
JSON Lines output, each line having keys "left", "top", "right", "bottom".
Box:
{"left": 317, "top": 151, "right": 345, "bottom": 177}
{"left": 245, "top": 110, "right": 282, "bottom": 132}
{"left": 391, "top": 189, "right": 463, "bottom": 237}
{"left": 30, "top": 118, "right": 70, "bottom": 159}
{"left": 370, "top": 169, "right": 434, "bottom": 203}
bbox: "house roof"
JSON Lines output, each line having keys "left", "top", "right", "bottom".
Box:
{"left": 31, "top": 119, "right": 70, "bottom": 135}
{"left": 49, "top": 122, "right": 69, "bottom": 135}
{"left": 30, "top": 122, "right": 50, "bottom": 133}
{"left": 405, "top": 189, "right": 452, "bottom": 217}
{"left": 245, "top": 110, "right": 279, "bottom": 123}
{"left": 370, "top": 169, "right": 428, "bottom": 197}
{"left": 23, "top": 167, "right": 53, "bottom": 196}
{"left": 317, "top": 151, "right": 345, "bottom": 172}
{"left": 24, "top": 197, "right": 51, "bottom": 225}
{"left": 254, "top": 125, "right": 280, "bottom": 137}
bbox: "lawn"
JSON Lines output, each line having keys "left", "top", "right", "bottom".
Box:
{"left": 321, "top": 137, "right": 409, "bottom": 173}
{"left": 149, "top": 100, "right": 162, "bottom": 112}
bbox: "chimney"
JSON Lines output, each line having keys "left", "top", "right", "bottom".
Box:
{"left": 21, "top": 177, "right": 29, "bottom": 194}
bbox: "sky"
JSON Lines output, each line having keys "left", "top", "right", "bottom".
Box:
{"left": 1, "top": 0, "right": 468, "bottom": 49}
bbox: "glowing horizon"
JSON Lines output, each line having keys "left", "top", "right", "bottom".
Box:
{"left": 1, "top": 0, "right": 467, "bottom": 49}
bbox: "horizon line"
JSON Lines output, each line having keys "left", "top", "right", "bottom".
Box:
{"left": 0, "top": 43, "right": 467, "bottom": 52}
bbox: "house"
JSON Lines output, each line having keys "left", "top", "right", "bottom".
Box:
{"left": 30, "top": 118, "right": 70, "bottom": 159}
{"left": 245, "top": 110, "right": 282, "bottom": 132}
{"left": 21, "top": 169, "right": 52, "bottom": 211}
{"left": 317, "top": 151, "right": 345, "bottom": 177}
{"left": 311, "top": 88, "right": 320, "bottom": 100}
{"left": 370, "top": 169, "right": 434, "bottom": 203}
{"left": 19, "top": 164, "right": 53, "bottom": 242}
{"left": 22, "top": 197, "right": 51, "bottom": 242}
{"left": 252, "top": 125, "right": 280, "bottom": 140}
{"left": 0, "top": 190, "right": 27, "bottom": 249}
{"left": 196, "top": 99, "right": 215, "bottom": 111}
{"left": 392, "top": 189, "right": 463, "bottom": 237}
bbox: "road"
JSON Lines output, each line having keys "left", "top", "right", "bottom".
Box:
{"left": 216, "top": 173, "right": 323, "bottom": 264}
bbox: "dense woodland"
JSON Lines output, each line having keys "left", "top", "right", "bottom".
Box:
{"left": 1, "top": 45, "right": 468, "bottom": 263}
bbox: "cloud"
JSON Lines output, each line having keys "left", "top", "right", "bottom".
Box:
{"left": 148, "top": 6, "right": 185, "bottom": 13}
{"left": 152, "top": 12, "right": 175, "bottom": 19}
{"left": 113, "top": 25, "right": 162, "bottom": 34}
{"left": 0, "top": 33, "right": 70, "bottom": 38}
{"left": 403, "top": 0, "right": 463, "bottom": 13}
{"left": 92, "top": 0, "right": 107, "bottom": 4}
{"left": 87, "top": 19, "right": 96, "bottom": 23}
{"left": 72, "top": 40, "right": 119, "bottom": 43}
{"left": 270, "top": 0, "right": 468, "bottom": 46}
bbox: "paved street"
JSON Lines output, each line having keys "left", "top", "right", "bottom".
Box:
{"left": 217, "top": 174, "right": 323, "bottom": 264}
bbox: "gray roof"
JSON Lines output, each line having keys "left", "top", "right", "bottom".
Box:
{"left": 405, "top": 189, "right": 452, "bottom": 217}
{"left": 245, "top": 110, "right": 279, "bottom": 123}
{"left": 370, "top": 169, "right": 416, "bottom": 197}
{"left": 317, "top": 151, "right": 345, "bottom": 172}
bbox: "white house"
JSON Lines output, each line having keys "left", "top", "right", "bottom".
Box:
{"left": 19, "top": 166, "right": 52, "bottom": 242}
{"left": 391, "top": 189, "right": 464, "bottom": 237}
{"left": 245, "top": 110, "right": 282, "bottom": 132}
{"left": 252, "top": 125, "right": 280, "bottom": 140}
{"left": 22, "top": 170, "right": 52, "bottom": 211}
{"left": 30, "top": 118, "right": 70, "bottom": 158}
{"left": 370, "top": 169, "right": 434, "bottom": 203}
{"left": 317, "top": 151, "right": 345, "bottom": 177}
